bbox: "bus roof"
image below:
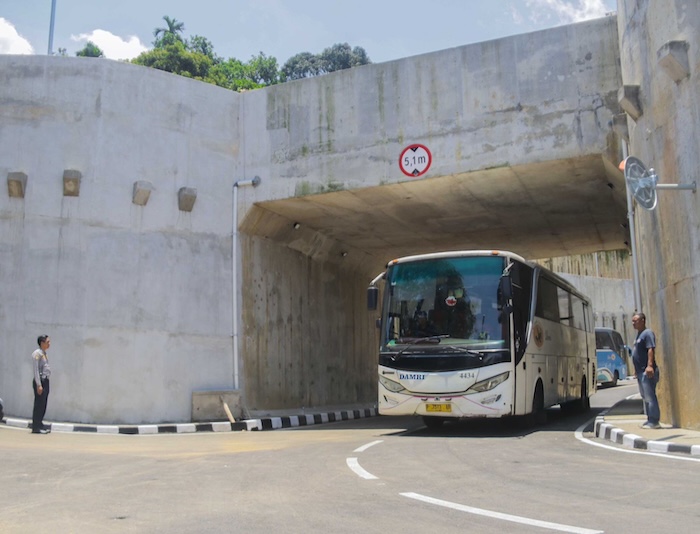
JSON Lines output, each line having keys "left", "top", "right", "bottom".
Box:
{"left": 386, "top": 250, "right": 528, "bottom": 266}
{"left": 384, "top": 249, "right": 591, "bottom": 304}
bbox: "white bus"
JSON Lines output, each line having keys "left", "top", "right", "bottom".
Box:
{"left": 367, "top": 250, "right": 596, "bottom": 428}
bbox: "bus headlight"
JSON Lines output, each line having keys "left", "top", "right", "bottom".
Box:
{"left": 379, "top": 374, "right": 405, "bottom": 393}
{"left": 466, "top": 372, "right": 509, "bottom": 394}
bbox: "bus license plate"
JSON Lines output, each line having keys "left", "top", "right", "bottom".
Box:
{"left": 425, "top": 403, "right": 452, "bottom": 413}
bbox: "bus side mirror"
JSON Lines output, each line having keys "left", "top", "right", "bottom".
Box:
{"left": 499, "top": 276, "right": 513, "bottom": 301}
{"left": 498, "top": 276, "right": 513, "bottom": 316}
{"left": 367, "top": 286, "right": 379, "bottom": 310}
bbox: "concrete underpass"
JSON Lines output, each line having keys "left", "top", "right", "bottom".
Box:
{"left": 1, "top": 15, "right": 635, "bottom": 423}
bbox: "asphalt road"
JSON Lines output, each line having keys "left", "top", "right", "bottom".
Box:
{"left": 1, "top": 382, "right": 699, "bottom": 533}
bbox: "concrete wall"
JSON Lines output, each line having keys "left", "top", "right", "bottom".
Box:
{"left": 0, "top": 56, "right": 243, "bottom": 423}
{"left": 540, "top": 250, "right": 632, "bottom": 279}
{"left": 617, "top": 0, "right": 700, "bottom": 428}
{"left": 560, "top": 274, "right": 635, "bottom": 346}
{"left": 0, "top": 15, "right": 627, "bottom": 424}
{"left": 239, "top": 16, "right": 622, "bottom": 201}
{"left": 240, "top": 235, "right": 378, "bottom": 414}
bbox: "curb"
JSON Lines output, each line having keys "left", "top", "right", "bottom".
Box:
{"left": 594, "top": 414, "right": 700, "bottom": 457}
{"left": 0, "top": 408, "right": 378, "bottom": 435}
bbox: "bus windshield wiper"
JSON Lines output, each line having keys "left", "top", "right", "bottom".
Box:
{"left": 393, "top": 335, "right": 449, "bottom": 360}
{"left": 440, "top": 345, "right": 484, "bottom": 358}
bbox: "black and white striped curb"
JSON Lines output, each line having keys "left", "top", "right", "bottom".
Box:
{"left": 594, "top": 415, "right": 700, "bottom": 456}
{"left": 0, "top": 408, "right": 378, "bottom": 435}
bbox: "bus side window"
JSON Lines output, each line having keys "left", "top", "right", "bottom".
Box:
{"left": 571, "top": 296, "right": 586, "bottom": 330}
{"left": 535, "top": 278, "right": 559, "bottom": 322}
{"left": 557, "top": 287, "right": 571, "bottom": 326}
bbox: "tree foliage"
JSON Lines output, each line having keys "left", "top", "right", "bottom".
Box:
{"left": 319, "top": 43, "right": 371, "bottom": 73}
{"left": 205, "top": 58, "right": 263, "bottom": 91}
{"left": 188, "top": 35, "right": 218, "bottom": 62}
{"left": 282, "top": 44, "right": 370, "bottom": 80}
{"left": 281, "top": 52, "right": 322, "bottom": 80}
{"left": 133, "top": 15, "right": 371, "bottom": 92}
{"left": 132, "top": 40, "right": 212, "bottom": 80}
{"left": 76, "top": 41, "right": 104, "bottom": 58}
{"left": 152, "top": 15, "right": 186, "bottom": 49}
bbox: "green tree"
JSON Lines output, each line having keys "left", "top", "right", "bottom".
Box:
{"left": 205, "top": 58, "right": 263, "bottom": 91}
{"left": 247, "top": 52, "right": 279, "bottom": 85}
{"left": 281, "top": 52, "right": 321, "bottom": 80}
{"left": 75, "top": 41, "right": 104, "bottom": 58}
{"left": 319, "top": 43, "right": 371, "bottom": 73}
{"left": 281, "top": 44, "right": 371, "bottom": 80}
{"left": 132, "top": 40, "right": 212, "bottom": 80}
{"left": 188, "top": 35, "right": 218, "bottom": 62}
{"left": 153, "top": 15, "right": 185, "bottom": 48}
{"left": 135, "top": 16, "right": 371, "bottom": 91}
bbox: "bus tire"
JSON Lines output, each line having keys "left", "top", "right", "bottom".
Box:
{"left": 577, "top": 377, "right": 591, "bottom": 413}
{"left": 560, "top": 377, "right": 591, "bottom": 414}
{"left": 532, "top": 381, "right": 547, "bottom": 426}
{"left": 423, "top": 416, "right": 445, "bottom": 429}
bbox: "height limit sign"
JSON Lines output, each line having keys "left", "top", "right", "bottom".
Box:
{"left": 399, "top": 144, "right": 432, "bottom": 177}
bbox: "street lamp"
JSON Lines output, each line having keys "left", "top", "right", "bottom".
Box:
{"left": 48, "top": 0, "right": 57, "bottom": 55}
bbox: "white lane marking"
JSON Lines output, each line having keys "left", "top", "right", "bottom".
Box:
{"left": 400, "top": 492, "right": 603, "bottom": 534}
{"left": 346, "top": 457, "right": 378, "bottom": 479}
{"left": 354, "top": 440, "right": 383, "bottom": 453}
{"left": 575, "top": 418, "right": 700, "bottom": 463}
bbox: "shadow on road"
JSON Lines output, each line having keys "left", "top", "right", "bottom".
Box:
{"left": 400, "top": 406, "right": 607, "bottom": 439}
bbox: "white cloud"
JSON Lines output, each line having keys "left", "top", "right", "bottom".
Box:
{"left": 0, "top": 18, "right": 34, "bottom": 54}
{"left": 525, "top": 0, "right": 612, "bottom": 24}
{"left": 71, "top": 29, "right": 148, "bottom": 60}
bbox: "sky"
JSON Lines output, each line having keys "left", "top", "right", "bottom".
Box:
{"left": 1, "top": 0, "right": 617, "bottom": 64}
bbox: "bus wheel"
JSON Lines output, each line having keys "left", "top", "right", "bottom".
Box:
{"left": 532, "top": 382, "right": 547, "bottom": 426}
{"left": 423, "top": 416, "right": 445, "bottom": 429}
{"left": 578, "top": 377, "right": 591, "bottom": 413}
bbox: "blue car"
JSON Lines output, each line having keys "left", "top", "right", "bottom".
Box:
{"left": 595, "top": 327, "right": 630, "bottom": 387}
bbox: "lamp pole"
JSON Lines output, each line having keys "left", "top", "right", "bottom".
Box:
{"left": 47, "top": 0, "right": 57, "bottom": 55}
{"left": 232, "top": 176, "right": 261, "bottom": 390}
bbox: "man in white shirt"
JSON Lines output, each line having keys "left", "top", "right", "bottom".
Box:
{"left": 31, "top": 335, "right": 52, "bottom": 434}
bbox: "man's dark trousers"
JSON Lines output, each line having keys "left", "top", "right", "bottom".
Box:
{"left": 32, "top": 378, "right": 50, "bottom": 430}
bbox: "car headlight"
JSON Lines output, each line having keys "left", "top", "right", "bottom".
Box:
{"left": 379, "top": 374, "right": 405, "bottom": 393}
{"left": 466, "top": 372, "right": 509, "bottom": 394}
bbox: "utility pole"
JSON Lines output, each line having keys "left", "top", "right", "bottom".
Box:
{"left": 47, "top": 0, "right": 57, "bottom": 55}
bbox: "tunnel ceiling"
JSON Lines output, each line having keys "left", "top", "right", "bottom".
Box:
{"left": 243, "top": 154, "right": 629, "bottom": 271}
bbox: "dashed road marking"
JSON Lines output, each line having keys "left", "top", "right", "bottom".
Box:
{"left": 346, "top": 457, "right": 378, "bottom": 479}
{"left": 354, "top": 440, "right": 383, "bottom": 453}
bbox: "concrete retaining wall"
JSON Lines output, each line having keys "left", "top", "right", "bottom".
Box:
{"left": 0, "top": 57, "right": 243, "bottom": 423}
{"left": 617, "top": 0, "right": 700, "bottom": 428}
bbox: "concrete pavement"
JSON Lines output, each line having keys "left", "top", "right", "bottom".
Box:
{"left": 4, "top": 395, "right": 700, "bottom": 458}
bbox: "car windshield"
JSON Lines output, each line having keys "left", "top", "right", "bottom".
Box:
{"left": 381, "top": 255, "right": 508, "bottom": 354}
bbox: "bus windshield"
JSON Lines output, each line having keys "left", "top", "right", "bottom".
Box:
{"left": 382, "top": 255, "right": 509, "bottom": 355}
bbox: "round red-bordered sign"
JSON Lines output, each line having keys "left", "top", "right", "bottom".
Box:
{"left": 399, "top": 144, "right": 432, "bottom": 177}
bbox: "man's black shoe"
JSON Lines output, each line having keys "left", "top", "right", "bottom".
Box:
{"left": 42, "top": 424, "right": 52, "bottom": 432}
{"left": 31, "top": 428, "right": 50, "bottom": 434}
